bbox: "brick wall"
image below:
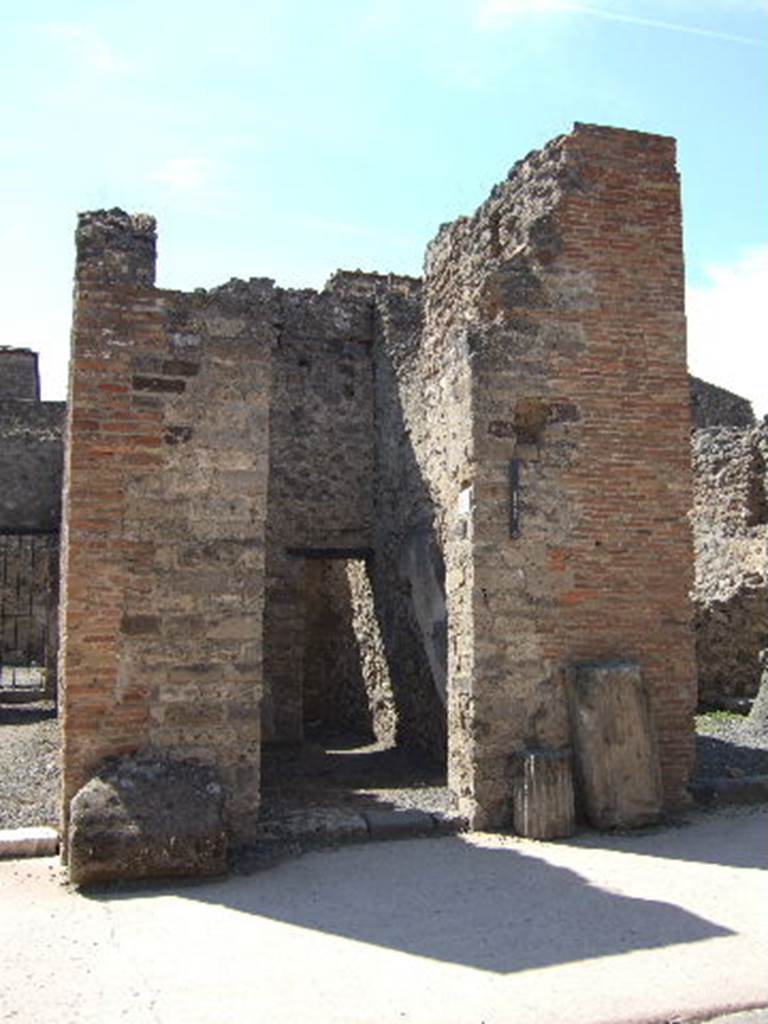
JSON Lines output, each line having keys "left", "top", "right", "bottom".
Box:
{"left": 60, "top": 124, "right": 699, "bottom": 860}
{"left": 422, "top": 123, "right": 696, "bottom": 826}
{"left": 60, "top": 211, "right": 272, "bottom": 841}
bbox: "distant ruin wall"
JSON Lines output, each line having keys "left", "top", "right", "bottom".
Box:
{"left": 420, "top": 124, "right": 696, "bottom": 825}
{"left": 60, "top": 211, "right": 271, "bottom": 843}
{"left": 0, "top": 347, "right": 40, "bottom": 401}
{"left": 0, "top": 352, "right": 64, "bottom": 691}
{"left": 690, "top": 376, "right": 755, "bottom": 429}
{"left": 691, "top": 423, "right": 768, "bottom": 703}
{"left": 0, "top": 400, "right": 65, "bottom": 533}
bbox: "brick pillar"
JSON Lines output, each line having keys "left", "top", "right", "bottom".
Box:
{"left": 60, "top": 211, "right": 272, "bottom": 851}
{"left": 427, "top": 124, "right": 696, "bottom": 829}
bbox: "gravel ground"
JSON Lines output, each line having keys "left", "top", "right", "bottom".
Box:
{"left": 0, "top": 701, "right": 59, "bottom": 829}
{"left": 694, "top": 710, "right": 768, "bottom": 778}
{"left": 1, "top": 703, "right": 767, "bottom": 831}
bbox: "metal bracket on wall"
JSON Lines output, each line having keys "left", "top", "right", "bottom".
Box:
{"left": 509, "top": 459, "right": 521, "bottom": 539}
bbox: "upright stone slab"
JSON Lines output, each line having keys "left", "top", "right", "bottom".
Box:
{"left": 568, "top": 660, "right": 663, "bottom": 828}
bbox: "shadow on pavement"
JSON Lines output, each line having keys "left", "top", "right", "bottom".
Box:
{"left": 89, "top": 833, "right": 735, "bottom": 976}
{"left": 569, "top": 806, "right": 768, "bottom": 871}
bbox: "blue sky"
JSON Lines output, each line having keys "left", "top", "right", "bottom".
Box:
{"left": 1, "top": 0, "right": 766, "bottom": 412}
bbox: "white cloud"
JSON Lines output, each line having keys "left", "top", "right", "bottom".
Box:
{"left": 150, "top": 158, "right": 216, "bottom": 192}
{"left": 476, "top": 0, "right": 767, "bottom": 45}
{"left": 687, "top": 245, "right": 768, "bottom": 417}
{"left": 44, "top": 24, "right": 135, "bottom": 73}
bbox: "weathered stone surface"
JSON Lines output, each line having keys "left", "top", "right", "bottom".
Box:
{"left": 57, "top": 124, "right": 701, "bottom": 883}
{"left": 0, "top": 397, "right": 64, "bottom": 533}
{"left": 60, "top": 220, "right": 271, "bottom": 849}
{"left": 418, "top": 123, "right": 695, "bottom": 827}
{"left": 0, "top": 347, "right": 40, "bottom": 400}
{"left": 690, "top": 376, "right": 755, "bottom": 429}
{"left": 747, "top": 650, "right": 768, "bottom": 728}
{"left": 568, "top": 661, "right": 663, "bottom": 829}
{"left": 363, "top": 807, "right": 435, "bottom": 839}
{"left": 511, "top": 748, "right": 575, "bottom": 839}
{"left": 67, "top": 755, "right": 227, "bottom": 886}
{"left": 691, "top": 423, "right": 768, "bottom": 703}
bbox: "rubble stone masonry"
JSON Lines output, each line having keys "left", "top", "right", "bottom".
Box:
{"left": 60, "top": 211, "right": 272, "bottom": 842}
{"left": 692, "top": 422, "right": 767, "bottom": 702}
{"left": 59, "top": 124, "right": 699, "bottom": 870}
{"left": 420, "top": 124, "right": 696, "bottom": 824}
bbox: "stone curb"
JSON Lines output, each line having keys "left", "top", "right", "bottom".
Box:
{"left": 0, "top": 826, "right": 59, "bottom": 859}
{"left": 690, "top": 775, "right": 768, "bottom": 807}
{"left": 232, "top": 807, "right": 466, "bottom": 873}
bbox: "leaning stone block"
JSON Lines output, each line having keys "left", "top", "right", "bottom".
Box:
{"left": 67, "top": 754, "right": 227, "bottom": 886}
{"left": 568, "top": 660, "right": 663, "bottom": 829}
{"left": 511, "top": 748, "right": 576, "bottom": 839}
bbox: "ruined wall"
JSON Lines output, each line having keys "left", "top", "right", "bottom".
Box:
{"left": 60, "top": 210, "right": 272, "bottom": 841}
{"left": 60, "top": 124, "right": 701, "bottom": 870}
{"left": 420, "top": 124, "right": 696, "bottom": 826}
{"left": 0, "top": 400, "right": 65, "bottom": 533}
{"left": 302, "top": 557, "right": 391, "bottom": 740}
{"left": 261, "top": 280, "right": 375, "bottom": 741}
{"left": 692, "top": 423, "right": 768, "bottom": 703}
{"left": 373, "top": 282, "right": 461, "bottom": 764}
{"left": 0, "top": 347, "right": 40, "bottom": 400}
{"left": 0, "top": 351, "right": 64, "bottom": 688}
{"left": 690, "top": 376, "right": 755, "bottom": 429}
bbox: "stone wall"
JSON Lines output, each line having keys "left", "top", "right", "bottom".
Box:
{"left": 60, "top": 211, "right": 272, "bottom": 845}
{"left": 0, "top": 350, "right": 64, "bottom": 692}
{"left": 261, "top": 281, "right": 375, "bottom": 742}
{"left": 691, "top": 423, "right": 768, "bottom": 703}
{"left": 302, "top": 557, "right": 393, "bottom": 741}
{"left": 418, "top": 123, "right": 696, "bottom": 826}
{"left": 690, "top": 376, "right": 755, "bottom": 429}
{"left": 372, "top": 281, "right": 451, "bottom": 761}
{"left": 0, "top": 347, "right": 40, "bottom": 400}
{"left": 0, "top": 400, "right": 65, "bottom": 533}
{"left": 60, "top": 124, "right": 701, "bottom": 878}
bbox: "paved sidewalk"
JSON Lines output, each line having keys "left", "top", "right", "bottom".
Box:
{"left": 1, "top": 805, "right": 766, "bottom": 1024}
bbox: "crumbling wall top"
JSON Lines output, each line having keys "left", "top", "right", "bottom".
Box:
{"left": 76, "top": 208, "right": 156, "bottom": 289}
{"left": 325, "top": 269, "right": 422, "bottom": 300}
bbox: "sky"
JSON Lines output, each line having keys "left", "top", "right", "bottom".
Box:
{"left": 1, "top": 0, "right": 766, "bottom": 414}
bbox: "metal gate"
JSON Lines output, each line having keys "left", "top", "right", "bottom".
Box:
{"left": 0, "top": 534, "right": 59, "bottom": 702}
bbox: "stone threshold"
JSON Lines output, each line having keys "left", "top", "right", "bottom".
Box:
{"left": 232, "top": 805, "right": 466, "bottom": 872}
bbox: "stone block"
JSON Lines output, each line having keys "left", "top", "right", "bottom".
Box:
{"left": 67, "top": 754, "right": 227, "bottom": 886}
{"left": 511, "top": 748, "right": 576, "bottom": 839}
{"left": 568, "top": 660, "right": 663, "bottom": 829}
